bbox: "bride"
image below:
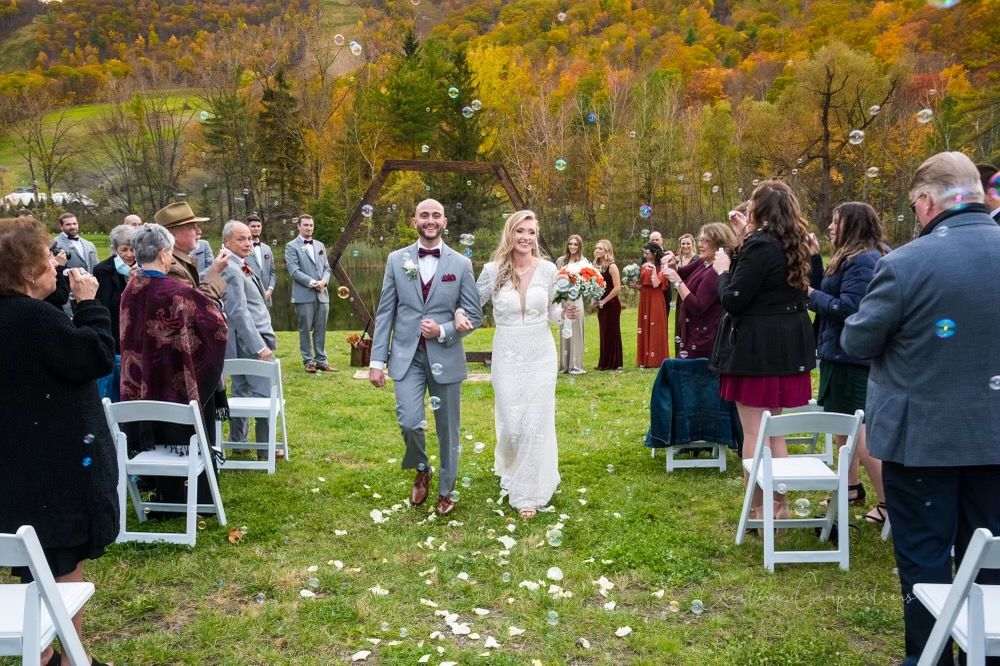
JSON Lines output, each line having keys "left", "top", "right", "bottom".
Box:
{"left": 456, "top": 211, "right": 578, "bottom": 519}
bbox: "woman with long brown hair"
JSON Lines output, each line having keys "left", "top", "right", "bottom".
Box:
{"left": 809, "top": 202, "right": 889, "bottom": 524}
{"left": 555, "top": 234, "right": 587, "bottom": 374}
{"left": 710, "top": 181, "right": 816, "bottom": 523}
{"left": 592, "top": 239, "right": 622, "bottom": 370}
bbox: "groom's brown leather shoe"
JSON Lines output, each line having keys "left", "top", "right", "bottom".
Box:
{"left": 435, "top": 494, "right": 456, "bottom": 516}
{"left": 411, "top": 467, "right": 433, "bottom": 506}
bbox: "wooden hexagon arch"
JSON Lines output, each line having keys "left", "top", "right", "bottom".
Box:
{"left": 329, "top": 159, "right": 537, "bottom": 336}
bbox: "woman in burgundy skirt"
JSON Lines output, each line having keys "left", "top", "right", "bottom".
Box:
{"left": 592, "top": 239, "right": 622, "bottom": 370}
{"left": 710, "top": 181, "right": 816, "bottom": 522}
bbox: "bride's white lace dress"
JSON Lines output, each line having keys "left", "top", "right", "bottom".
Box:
{"left": 477, "top": 260, "right": 562, "bottom": 510}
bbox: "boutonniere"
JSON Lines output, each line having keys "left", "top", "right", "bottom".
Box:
{"left": 264, "top": 254, "right": 270, "bottom": 260}
{"left": 402, "top": 251, "right": 419, "bottom": 280}
{"left": 241, "top": 263, "right": 253, "bottom": 276}
{"left": 442, "top": 274, "right": 457, "bottom": 282}
{"left": 318, "top": 249, "right": 324, "bottom": 256}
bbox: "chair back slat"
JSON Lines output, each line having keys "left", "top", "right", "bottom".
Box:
{"left": 222, "top": 358, "right": 279, "bottom": 381}
{"left": 760, "top": 411, "right": 863, "bottom": 439}
{"left": 104, "top": 399, "right": 200, "bottom": 426}
{"left": 0, "top": 531, "right": 31, "bottom": 568}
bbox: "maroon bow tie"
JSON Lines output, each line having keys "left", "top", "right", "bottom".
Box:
{"left": 253, "top": 241, "right": 261, "bottom": 247}
{"left": 418, "top": 247, "right": 440, "bottom": 258}
{"left": 303, "top": 239, "right": 313, "bottom": 245}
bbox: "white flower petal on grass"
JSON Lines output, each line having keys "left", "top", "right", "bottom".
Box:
{"left": 578, "top": 499, "right": 587, "bottom": 505}
{"left": 484, "top": 636, "right": 500, "bottom": 648}
{"left": 417, "top": 656, "right": 430, "bottom": 664}
{"left": 456, "top": 572, "right": 470, "bottom": 581}
{"left": 310, "top": 487, "right": 320, "bottom": 493}
{"left": 505, "top": 523, "right": 516, "bottom": 533}
{"left": 369, "top": 509, "right": 387, "bottom": 524}
{"left": 429, "top": 630, "right": 444, "bottom": 640}
{"left": 518, "top": 580, "right": 540, "bottom": 591}
{"left": 532, "top": 660, "right": 543, "bottom": 666}
{"left": 299, "top": 589, "right": 316, "bottom": 598}
{"left": 604, "top": 600, "right": 616, "bottom": 610}
{"left": 469, "top": 632, "right": 480, "bottom": 640}
{"left": 317, "top": 476, "right": 326, "bottom": 482}
{"left": 613, "top": 512, "right": 622, "bottom": 519}
{"left": 577, "top": 487, "right": 587, "bottom": 493}
{"left": 447, "top": 520, "right": 464, "bottom": 527}
{"left": 497, "top": 535, "right": 517, "bottom": 549}
{"left": 418, "top": 567, "right": 437, "bottom": 577}
{"left": 306, "top": 565, "right": 318, "bottom": 572}
{"left": 508, "top": 626, "right": 526, "bottom": 636}
{"left": 351, "top": 650, "right": 371, "bottom": 661}
{"left": 450, "top": 622, "right": 471, "bottom": 635}
{"left": 615, "top": 626, "right": 632, "bottom": 637}
{"left": 473, "top": 608, "right": 490, "bottom": 616}
{"left": 368, "top": 585, "right": 389, "bottom": 596}
{"left": 441, "top": 662, "right": 458, "bottom": 666}
{"left": 333, "top": 560, "right": 344, "bottom": 570}
{"left": 547, "top": 566, "right": 564, "bottom": 581}
{"left": 420, "top": 598, "right": 439, "bottom": 608}
{"left": 334, "top": 530, "right": 348, "bottom": 536}
{"left": 366, "top": 638, "right": 381, "bottom": 645}
{"left": 577, "top": 637, "right": 591, "bottom": 649}
{"left": 582, "top": 557, "right": 595, "bottom": 564}
{"left": 652, "top": 589, "right": 665, "bottom": 599}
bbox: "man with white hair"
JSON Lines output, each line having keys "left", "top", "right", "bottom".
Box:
{"left": 220, "top": 220, "right": 277, "bottom": 456}
{"left": 842, "top": 151, "right": 1000, "bottom": 666}
{"left": 123, "top": 214, "right": 142, "bottom": 227}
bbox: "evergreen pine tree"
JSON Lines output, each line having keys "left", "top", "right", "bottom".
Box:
{"left": 258, "top": 70, "right": 309, "bottom": 216}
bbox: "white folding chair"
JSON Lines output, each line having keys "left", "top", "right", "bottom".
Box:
{"left": 664, "top": 441, "right": 727, "bottom": 472}
{"left": 782, "top": 400, "right": 835, "bottom": 465}
{"left": 0, "top": 525, "right": 92, "bottom": 666}
{"left": 915, "top": 528, "right": 1000, "bottom": 666}
{"left": 102, "top": 398, "right": 227, "bottom": 546}
{"left": 735, "top": 409, "right": 864, "bottom": 572}
{"left": 217, "top": 358, "right": 289, "bottom": 474}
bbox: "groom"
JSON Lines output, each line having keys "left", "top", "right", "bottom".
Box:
{"left": 369, "top": 199, "right": 484, "bottom": 516}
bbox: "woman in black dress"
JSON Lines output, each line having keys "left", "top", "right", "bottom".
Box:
{"left": 592, "top": 239, "right": 623, "bottom": 370}
{"left": 0, "top": 216, "right": 116, "bottom": 666}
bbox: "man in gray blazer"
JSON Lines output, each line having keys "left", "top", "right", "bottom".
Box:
{"left": 246, "top": 214, "right": 276, "bottom": 306}
{"left": 369, "top": 199, "right": 483, "bottom": 516}
{"left": 220, "top": 220, "right": 277, "bottom": 453}
{"left": 52, "top": 212, "right": 99, "bottom": 316}
{"left": 192, "top": 227, "right": 214, "bottom": 279}
{"left": 285, "top": 214, "right": 332, "bottom": 372}
{"left": 842, "top": 151, "right": 1000, "bottom": 666}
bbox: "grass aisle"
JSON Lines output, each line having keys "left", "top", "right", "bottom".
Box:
{"left": 32, "top": 317, "right": 902, "bottom": 665}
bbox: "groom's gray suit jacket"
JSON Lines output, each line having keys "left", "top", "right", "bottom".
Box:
{"left": 371, "top": 242, "right": 483, "bottom": 383}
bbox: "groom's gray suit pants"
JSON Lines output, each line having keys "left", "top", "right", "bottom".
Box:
{"left": 395, "top": 346, "right": 461, "bottom": 496}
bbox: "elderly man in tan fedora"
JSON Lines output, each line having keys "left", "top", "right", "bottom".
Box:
{"left": 153, "top": 202, "right": 227, "bottom": 300}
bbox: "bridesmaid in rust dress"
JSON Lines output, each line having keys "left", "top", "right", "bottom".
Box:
{"left": 636, "top": 242, "right": 669, "bottom": 368}
{"left": 592, "top": 239, "right": 622, "bottom": 370}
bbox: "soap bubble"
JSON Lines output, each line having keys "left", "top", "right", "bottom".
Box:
{"left": 501, "top": 571, "right": 511, "bottom": 583}
{"left": 197, "top": 520, "right": 207, "bottom": 530}
{"left": 411, "top": 0, "right": 420, "bottom": 5}
{"left": 83, "top": 433, "right": 95, "bottom": 444}
{"left": 866, "top": 167, "right": 880, "bottom": 178}
{"left": 776, "top": 483, "right": 787, "bottom": 494}
{"left": 793, "top": 498, "right": 811, "bottom": 517}
{"left": 459, "top": 233, "right": 475, "bottom": 246}
{"left": 935, "top": 319, "right": 956, "bottom": 338}
{"left": 989, "top": 376, "right": 1000, "bottom": 391}
{"left": 461, "top": 476, "right": 471, "bottom": 488}
{"left": 199, "top": 110, "right": 209, "bottom": 122}
{"left": 361, "top": 204, "right": 374, "bottom": 218}
{"left": 255, "top": 593, "right": 265, "bottom": 603}
{"left": 380, "top": 621, "right": 390, "bottom": 632}
{"left": 691, "top": 599, "right": 704, "bottom": 615}
{"left": 606, "top": 463, "right": 614, "bottom": 473}
{"left": 869, "top": 105, "right": 881, "bottom": 116}
{"left": 897, "top": 214, "right": 905, "bottom": 222}
{"left": 447, "top": 86, "right": 460, "bottom": 99}
{"left": 629, "top": 130, "right": 637, "bottom": 139}
{"left": 557, "top": 11, "right": 567, "bottom": 22}
{"left": 449, "top": 489, "right": 460, "bottom": 501}
{"left": 641, "top": 228, "right": 650, "bottom": 237}
{"left": 431, "top": 363, "right": 443, "bottom": 376}
{"left": 421, "top": 144, "right": 430, "bottom": 153}
{"left": 916, "top": 108, "right": 934, "bottom": 124}
{"left": 702, "top": 171, "right": 713, "bottom": 182}
{"left": 791, "top": 169, "right": 798, "bottom": 176}
{"left": 429, "top": 396, "right": 441, "bottom": 410}
{"left": 555, "top": 158, "right": 567, "bottom": 172}
{"left": 471, "top": 99, "right": 482, "bottom": 111}
{"left": 337, "top": 286, "right": 350, "bottom": 300}
{"left": 351, "top": 249, "right": 359, "bottom": 257}
{"left": 546, "top": 528, "right": 563, "bottom": 547}
{"left": 399, "top": 627, "right": 409, "bottom": 638}
{"left": 547, "top": 610, "right": 560, "bottom": 626}
{"left": 462, "top": 106, "right": 475, "bottom": 119}
{"left": 711, "top": 185, "right": 720, "bottom": 194}
{"left": 639, "top": 204, "right": 652, "bottom": 218}
{"left": 586, "top": 112, "right": 598, "bottom": 124}
{"left": 474, "top": 441, "right": 485, "bottom": 453}
{"left": 334, "top": 34, "right": 345, "bottom": 46}
{"left": 81, "top": 456, "right": 92, "bottom": 468}
{"left": 679, "top": 351, "right": 689, "bottom": 359}
{"left": 848, "top": 129, "right": 865, "bottom": 145}
{"left": 308, "top": 577, "right": 320, "bottom": 588}
{"left": 349, "top": 41, "right": 363, "bottom": 57}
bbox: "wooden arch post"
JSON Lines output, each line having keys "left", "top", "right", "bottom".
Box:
{"left": 329, "top": 160, "right": 528, "bottom": 337}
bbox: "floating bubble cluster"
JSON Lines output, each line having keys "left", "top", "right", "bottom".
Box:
{"left": 848, "top": 129, "right": 865, "bottom": 145}
{"left": 639, "top": 204, "right": 652, "bottom": 218}
{"left": 471, "top": 99, "right": 482, "bottom": 111}
{"left": 462, "top": 106, "right": 475, "bottom": 119}
{"left": 555, "top": 159, "right": 568, "bottom": 172}
{"left": 916, "top": 108, "right": 934, "bottom": 124}
{"left": 337, "top": 286, "right": 350, "bottom": 300}
{"left": 935, "top": 319, "right": 956, "bottom": 339}
{"left": 361, "top": 204, "right": 374, "bottom": 218}
{"left": 447, "top": 86, "right": 460, "bottom": 99}
{"left": 334, "top": 34, "right": 344, "bottom": 46}
{"left": 349, "top": 41, "right": 363, "bottom": 57}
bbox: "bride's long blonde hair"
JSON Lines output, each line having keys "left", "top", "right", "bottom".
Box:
{"left": 490, "top": 210, "right": 543, "bottom": 290}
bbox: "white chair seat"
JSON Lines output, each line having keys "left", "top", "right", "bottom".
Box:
{"left": 744, "top": 456, "right": 839, "bottom": 487}
{"left": 0, "top": 582, "right": 93, "bottom": 651}
{"left": 914, "top": 583, "right": 1000, "bottom": 652}
{"left": 228, "top": 396, "right": 286, "bottom": 413}
{"left": 128, "top": 447, "right": 205, "bottom": 476}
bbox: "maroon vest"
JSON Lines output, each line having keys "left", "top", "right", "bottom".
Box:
{"left": 418, "top": 275, "right": 433, "bottom": 348}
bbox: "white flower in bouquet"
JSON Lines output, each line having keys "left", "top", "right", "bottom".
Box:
{"left": 622, "top": 263, "right": 641, "bottom": 284}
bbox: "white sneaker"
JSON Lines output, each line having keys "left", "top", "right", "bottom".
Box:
{"left": 568, "top": 369, "right": 587, "bottom": 375}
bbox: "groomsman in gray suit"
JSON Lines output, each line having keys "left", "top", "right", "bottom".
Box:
{"left": 246, "top": 214, "right": 276, "bottom": 306}
{"left": 52, "top": 212, "right": 98, "bottom": 316}
{"left": 220, "top": 220, "right": 278, "bottom": 453}
{"left": 285, "top": 214, "right": 333, "bottom": 373}
{"left": 369, "top": 199, "right": 483, "bottom": 516}
{"left": 842, "top": 151, "right": 1000, "bottom": 666}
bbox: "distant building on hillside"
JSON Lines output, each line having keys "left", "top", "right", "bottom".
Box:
{"left": 3, "top": 188, "right": 96, "bottom": 207}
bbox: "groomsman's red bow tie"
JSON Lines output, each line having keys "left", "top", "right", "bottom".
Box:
{"left": 303, "top": 239, "right": 313, "bottom": 244}
{"left": 418, "top": 247, "right": 440, "bottom": 258}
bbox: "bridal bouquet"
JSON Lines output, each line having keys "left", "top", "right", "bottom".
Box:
{"left": 553, "top": 261, "right": 606, "bottom": 338}
{"left": 622, "top": 263, "right": 641, "bottom": 286}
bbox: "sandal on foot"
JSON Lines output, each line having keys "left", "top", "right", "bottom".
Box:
{"left": 46, "top": 651, "right": 61, "bottom": 666}
{"left": 519, "top": 507, "right": 536, "bottom": 520}
{"left": 864, "top": 502, "right": 888, "bottom": 525}
{"left": 847, "top": 483, "right": 866, "bottom": 506}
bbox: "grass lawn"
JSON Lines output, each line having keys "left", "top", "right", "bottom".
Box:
{"left": 3, "top": 318, "right": 903, "bottom": 665}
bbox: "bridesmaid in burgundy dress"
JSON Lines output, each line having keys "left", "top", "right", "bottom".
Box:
{"left": 592, "top": 239, "right": 622, "bottom": 370}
